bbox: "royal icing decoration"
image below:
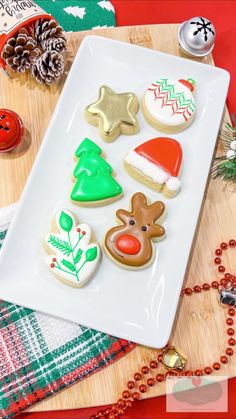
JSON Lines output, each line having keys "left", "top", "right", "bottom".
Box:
{"left": 71, "top": 138, "right": 122, "bottom": 205}
{"left": 104, "top": 192, "right": 165, "bottom": 269}
{"left": 85, "top": 85, "right": 139, "bottom": 142}
{"left": 45, "top": 209, "right": 101, "bottom": 288}
{"left": 125, "top": 137, "right": 182, "bottom": 197}
{"left": 143, "top": 78, "right": 196, "bottom": 131}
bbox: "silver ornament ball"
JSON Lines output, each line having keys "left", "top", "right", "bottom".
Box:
{"left": 178, "top": 16, "right": 216, "bottom": 57}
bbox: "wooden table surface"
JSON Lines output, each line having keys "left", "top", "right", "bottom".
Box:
{"left": 0, "top": 24, "right": 235, "bottom": 412}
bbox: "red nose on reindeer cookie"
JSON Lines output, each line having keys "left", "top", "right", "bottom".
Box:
{"left": 124, "top": 137, "right": 183, "bottom": 198}
{"left": 104, "top": 192, "right": 166, "bottom": 269}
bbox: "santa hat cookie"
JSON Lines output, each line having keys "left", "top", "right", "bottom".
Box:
{"left": 124, "top": 137, "right": 183, "bottom": 198}
{"left": 142, "top": 78, "right": 196, "bottom": 134}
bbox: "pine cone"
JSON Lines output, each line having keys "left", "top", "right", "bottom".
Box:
{"left": 41, "top": 37, "right": 67, "bottom": 54}
{"left": 35, "top": 19, "right": 66, "bottom": 52}
{"left": 31, "top": 50, "right": 65, "bottom": 85}
{"left": 1, "top": 28, "right": 40, "bottom": 73}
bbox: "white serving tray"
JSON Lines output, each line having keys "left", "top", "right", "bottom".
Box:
{"left": 0, "top": 36, "right": 229, "bottom": 348}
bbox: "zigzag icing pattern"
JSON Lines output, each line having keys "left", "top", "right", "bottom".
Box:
{"left": 145, "top": 78, "right": 195, "bottom": 125}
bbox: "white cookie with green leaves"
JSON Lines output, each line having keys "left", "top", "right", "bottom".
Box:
{"left": 44, "top": 209, "right": 101, "bottom": 288}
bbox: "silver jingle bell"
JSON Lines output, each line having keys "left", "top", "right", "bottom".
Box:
{"left": 178, "top": 16, "right": 216, "bottom": 57}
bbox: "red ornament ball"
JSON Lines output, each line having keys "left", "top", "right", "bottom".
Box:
{"left": 0, "top": 109, "right": 24, "bottom": 152}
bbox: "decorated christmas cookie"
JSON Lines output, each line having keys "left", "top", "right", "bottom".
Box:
{"left": 104, "top": 192, "right": 166, "bottom": 270}
{"left": 44, "top": 209, "right": 101, "bottom": 288}
{"left": 85, "top": 85, "right": 139, "bottom": 142}
{"left": 124, "top": 137, "right": 183, "bottom": 198}
{"left": 142, "top": 78, "right": 196, "bottom": 133}
{"left": 71, "top": 138, "right": 122, "bottom": 206}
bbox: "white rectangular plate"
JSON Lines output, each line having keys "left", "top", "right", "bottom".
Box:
{"left": 0, "top": 36, "right": 229, "bottom": 348}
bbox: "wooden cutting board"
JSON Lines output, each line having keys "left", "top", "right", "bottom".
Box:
{"left": 0, "top": 24, "right": 235, "bottom": 412}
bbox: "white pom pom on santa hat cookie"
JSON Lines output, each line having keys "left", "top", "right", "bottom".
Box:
{"left": 124, "top": 137, "right": 183, "bottom": 198}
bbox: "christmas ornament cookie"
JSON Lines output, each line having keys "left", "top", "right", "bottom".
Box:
{"left": 142, "top": 78, "right": 196, "bottom": 133}
{"left": 85, "top": 85, "right": 139, "bottom": 142}
{"left": 124, "top": 137, "right": 183, "bottom": 198}
{"left": 44, "top": 209, "right": 101, "bottom": 288}
{"left": 71, "top": 138, "right": 122, "bottom": 206}
{"left": 104, "top": 192, "right": 166, "bottom": 270}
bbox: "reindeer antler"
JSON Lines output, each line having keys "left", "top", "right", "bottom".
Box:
{"left": 131, "top": 192, "right": 148, "bottom": 212}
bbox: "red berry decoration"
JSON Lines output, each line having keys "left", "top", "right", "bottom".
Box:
{"left": 194, "top": 285, "right": 201, "bottom": 293}
{"left": 229, "top": 239, "right": 236, "bottom": 247}
{"left": 228, "top": 309, "right": 235, "bottom": 316}
{"left": 221, "top": 242, "right": 228, "bottom": 250}
{"left": 134, "top": 372, "right": 141, "bottom": 381}
{"left": 156, "top": 374, "right": 164, "bottom": 382}
{"left": 227, "top": 328, "right": 235, "bottom": 336}
{"left": 147, "top": 378, "right": 155, "bottom": 386}
{"left": 127, "top": 381, "right": 135, "bottom": 389}
{"left": 77, "top": 228, "right": 81, "bottom": 232}
{"left": 0, "top": 109, "right": 24, "bottom": 152}
{"left": 150, "top": 360, "right": 158, "bottom": 369}
{"left": 82, "top": 231, "right": 86, "bottom": 235}
{"left": 213, "top": 362, "right": 221, "bottom": 370}
{"left": 52, "top": 258, "right": 57, "bottom": 262}
{"left": 132, "top": 392, "right": 140, "bottom": 400}
{"left": 228, "top": 338, "right": 236, "bottom": 346}
{"left": 139, "top": 384, "right": 147, "bottom": 393}
{"left": 226, "top": 318, "right": 233, "bottom": 326}
{"left": 50, "top": 263, "right": 55, "bottom": 268}
{"left": 220, "top": 356, "right": 228, "bottom": 364}
{"left": 218, "top": 265, "right": 225, "bottom": 273}
{"left": 122, "top": 390, "right": 130, "bottom": 399}
{"left": 226, "top": 348, "right": 234, "bottom": 356}
{"left": 214, "top": 257, "right": 221, "bottom": 265}
{"left": 215, "top": 249, "right": 222, "bottom": 256}
{"left": 204, "top": 367, "right": 212, "bottom": 375}
{"left": 141, "top": 366, "right": 149, "bottom": 374}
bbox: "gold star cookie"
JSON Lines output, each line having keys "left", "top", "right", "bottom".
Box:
{"left": 85, "top": 85, "right": 139, "bottom": 142}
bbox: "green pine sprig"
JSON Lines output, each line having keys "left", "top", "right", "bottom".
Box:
{"left": 211, "top": 119, "right": 236, "bottom": 183}
{"left": 48, "top": 235, "right": 72, "bottom": 256}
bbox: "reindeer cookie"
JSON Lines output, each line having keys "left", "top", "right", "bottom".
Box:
{"left": 104, "top": 192, "right": 166, "bottom": 270}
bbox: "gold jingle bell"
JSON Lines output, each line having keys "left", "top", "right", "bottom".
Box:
{"left": 162, "top": 346, "right": 186, "bottom": 370}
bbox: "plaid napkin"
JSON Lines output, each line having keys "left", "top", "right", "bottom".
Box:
{"left": 35, "top": 0, "right": 116, "bottom": 31}
{"left": 0, "top": 204, "right": 134, "bottom": 419}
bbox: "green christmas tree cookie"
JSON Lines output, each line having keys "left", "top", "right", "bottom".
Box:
{"left": 71, "top": 138, "right": 123, "bottom": 205}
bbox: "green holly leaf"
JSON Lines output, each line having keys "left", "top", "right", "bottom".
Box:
{"left": 59, "top": 211, "right": 73, "bottom": 232}
{"left": 75, "top": 248, "right": 83, "bottom": 264}
{"left": 85, "top": 247, "right": 97, "bottom": 262}
{"left": 61, "top": 259, "right": 76, "bottom": 272}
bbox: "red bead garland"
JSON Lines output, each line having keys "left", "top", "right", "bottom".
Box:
{"left": 90, "top": 240, "right": 236, "bottom": 419}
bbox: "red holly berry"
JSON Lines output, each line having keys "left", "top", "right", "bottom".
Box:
{"left": 52, "top": 258, "right": 57, "bottom": 262}
{"left": 77, "top": 228, "right": 81, "bottom": 232}
{"left": 50, "top": 263, "right": 55, "bottom": 268}
{"left": 82, "top": 231, "right": 86, "bottom": 235}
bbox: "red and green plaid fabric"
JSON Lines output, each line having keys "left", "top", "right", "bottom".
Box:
{"left": 0, "top": 205, "right": 134, "bottom": 419}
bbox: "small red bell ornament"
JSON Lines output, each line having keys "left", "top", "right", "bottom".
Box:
{"left": 0, "top": 109, "right": 24, "bottom": 152}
